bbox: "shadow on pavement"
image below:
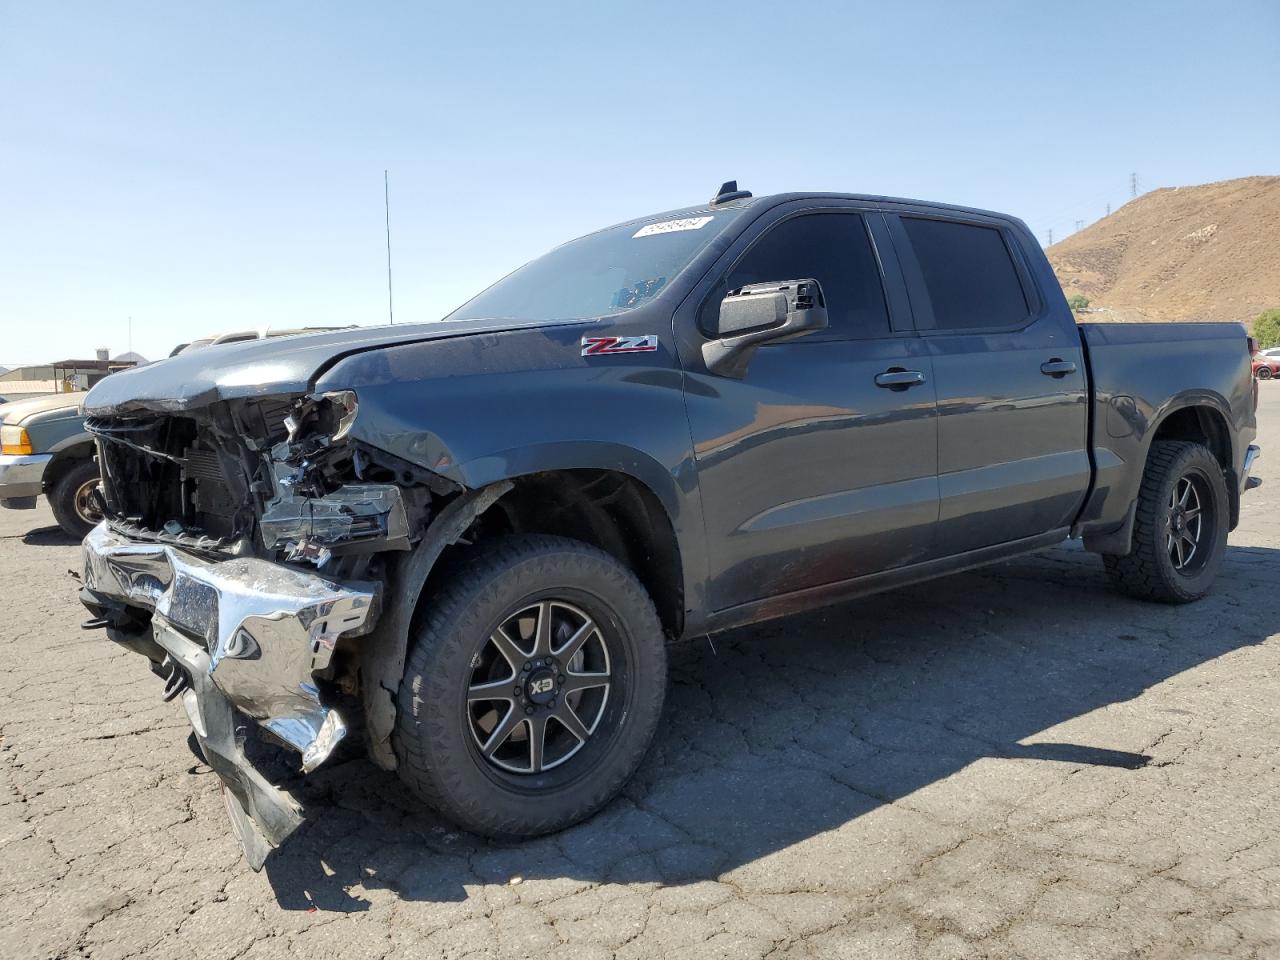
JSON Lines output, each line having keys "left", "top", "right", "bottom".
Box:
{"left": 237, "top": 542, "right": 1275, "bottom": 911}
{"left": 21, "top": 524, "right": 80, "bottom": 547}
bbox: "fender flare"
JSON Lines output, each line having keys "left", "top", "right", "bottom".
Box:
{"left": 1145, "top": 390, "right": 1237, "bottom": 463}
{"left": 1141, "top": 394, "right": 1238, "bottom": 521}
{"left": 46, "top": 431, "right": 95, "bottom": 458}
{"left": 454, "top": 440, "right": 689, "bottom": 525}
{"left": 456, "top": 440, "right": 702, "bottom": 629}
{"left": 359, "top": 481, "right": 512, "bottom": 769}
{"left": 1082, "top": 392, "right": 1237, "bottom": 556}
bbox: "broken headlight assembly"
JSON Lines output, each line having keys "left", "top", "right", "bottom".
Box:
{"left": 259, "top": 391, "right": 412, "bottom": 565}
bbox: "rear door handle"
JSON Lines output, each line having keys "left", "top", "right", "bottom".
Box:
{"left": 875, "top": 369, "right": 927, "bottom": 389}
{"left": 1040, "top": 359, "right": 1077, "bottom": 378}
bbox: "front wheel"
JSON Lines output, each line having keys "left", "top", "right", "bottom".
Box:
{"left": 1257, "top": 366, "right": 1273, "bottom": 380}
{"left": 1103, "top": 440, "right": 1229, "bottom": 603}
{"left": 48, "top": 459, "right": 103, "bottom": 539}
{"left": 394, "top": 535, "right": 667, "bottom": 839}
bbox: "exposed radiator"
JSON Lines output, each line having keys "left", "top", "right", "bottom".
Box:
{"left": 181, "top": 448, "right": 224, "bottom": 484}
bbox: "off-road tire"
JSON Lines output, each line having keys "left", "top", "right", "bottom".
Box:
{"left": 394, "top": 535, "right": 666, "bottom": 839}
{"left": 48, "top": 459, "right": 102, "bottom": 539}
{"left": 1103, "top": 440, "right": 1228, "bottom": 603}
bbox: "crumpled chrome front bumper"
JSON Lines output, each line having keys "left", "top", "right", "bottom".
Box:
{"left": 80, "top": 523, "right": 377, "bottom": 868}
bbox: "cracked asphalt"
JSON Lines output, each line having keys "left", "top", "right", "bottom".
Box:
{"left": 3, "top": 393, "right": 1279, "bottom": 960}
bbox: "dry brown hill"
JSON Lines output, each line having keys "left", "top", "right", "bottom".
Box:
{"left": 1046, "top": 176, "right": 1280, "bottom": 326}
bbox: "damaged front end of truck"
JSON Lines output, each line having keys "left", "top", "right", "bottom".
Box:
{"left": 79, "top": 389, "right": 468, "bottom": 868}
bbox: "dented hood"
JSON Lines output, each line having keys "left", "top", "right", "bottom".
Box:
{"left": 82, "top": 317, "right": 578, "bottom": 415}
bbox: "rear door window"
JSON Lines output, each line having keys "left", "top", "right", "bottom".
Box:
{"left": 900, "top": 217, "right": 1029, "bottom": 330}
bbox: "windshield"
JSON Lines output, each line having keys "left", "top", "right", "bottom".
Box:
{"left": 446, "top": 210, "right": 742, "bottom": 322}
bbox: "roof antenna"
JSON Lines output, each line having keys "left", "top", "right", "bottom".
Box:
{"left": 711, "top": 180, "right": 752, "bottom": 205}
{"left": 384, "top": 170, "right": 394, "bottom": 325}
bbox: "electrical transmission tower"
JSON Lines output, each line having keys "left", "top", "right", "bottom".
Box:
{"left": 1130, "top": 172, "right": 1138, "bottom": 198}
{"left": 1075, "top": 220, "right": 1084, "bottom": 233}
{"left": 1047, "top": 228, "right": 1054, "bottom": 245}
{"left": 1106, "top": 202, "right": 1111, "bottom": 216}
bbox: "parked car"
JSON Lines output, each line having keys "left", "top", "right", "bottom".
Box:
{"left": 1253, "top": 353, "right": 1280, "bottom": 379}
{"left": 78, "top": 183, "right": 1260, "bottom": 868}
{"left": 0, "top": 328, "right": 350, "bottom": 536}
{"left": 0, "top": 393, "right": 102, "bottom": 536}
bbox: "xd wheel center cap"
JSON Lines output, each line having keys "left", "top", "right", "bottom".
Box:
{"left": 524, "top": 665, "right": 559, "bottom": 706}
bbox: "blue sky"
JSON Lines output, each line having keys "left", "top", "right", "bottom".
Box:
{"left": 1, "top": 0, "right": 1277, "bottom": 365}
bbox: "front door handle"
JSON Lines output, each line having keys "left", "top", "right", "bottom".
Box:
{"left": 1040, "top": 359, "right": 1077, "bottom": 378}
{"left": 875, "top": 369, "right": 927, "bottom": 389}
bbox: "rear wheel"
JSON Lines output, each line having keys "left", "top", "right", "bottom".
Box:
{"left": 1103, "top": 441, "right": 1228, "bottom": 603}
{"left": 1257, "top": 366, "right": 1273, "bottom": 380}
{"left": 394, "top": 535, "right": 666, "bottom": 839}
{"left": 48, "top": 459, "right": 103, "bottom": 539}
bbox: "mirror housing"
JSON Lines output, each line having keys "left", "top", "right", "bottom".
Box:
{"left": 702, "top": 279, "right": 828, "bottom": 377}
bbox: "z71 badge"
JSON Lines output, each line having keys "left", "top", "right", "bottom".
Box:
{"left": 581, "top": 335, "right": 659, "bottom": 356}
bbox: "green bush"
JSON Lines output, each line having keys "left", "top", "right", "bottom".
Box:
{"left": 1253, "top": 308, "right": 1280, "bottom": 350}
{"left": 1066, "top": 294, "right": 1090, "bottom": 311}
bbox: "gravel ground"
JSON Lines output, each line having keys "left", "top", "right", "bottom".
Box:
{"left": 3, "top": 392, "right": 1279, "bottom": 960}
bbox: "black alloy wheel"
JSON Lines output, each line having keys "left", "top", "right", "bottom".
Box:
{"left": 467, "top": 599, "right": 612, "bottom": 775}
{"left": 1165, "top": 473, "right": 1210, "bottom": 575}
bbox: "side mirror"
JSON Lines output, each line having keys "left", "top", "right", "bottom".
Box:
{"left": 702, "top": 279, "right": 828, "bottom": 377}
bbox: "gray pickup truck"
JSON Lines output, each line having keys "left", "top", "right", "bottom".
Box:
{"left": 78, "top": 183, "right": 1260, "bottom": 867}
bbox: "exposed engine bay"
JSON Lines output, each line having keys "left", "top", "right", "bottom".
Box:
{"left": 85, "top": 391, "right": 452, "bottom": 566}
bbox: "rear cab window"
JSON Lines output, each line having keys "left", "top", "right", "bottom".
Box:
{"left": 899, "top": 216, "right": 1031, "bottom": 331}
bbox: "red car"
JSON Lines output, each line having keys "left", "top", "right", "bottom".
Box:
{"left": 1253, "top": 353, "right": 1280, "bottom": 380}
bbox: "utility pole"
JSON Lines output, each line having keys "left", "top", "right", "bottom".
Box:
{"left": 384, "top": 170, "right": 395, "bottom": 325}
{"left": 1130, "top": 172, "right": 1138, "bottom": 199}
{"left": 127, "top": 316, "right": 132, "bottom": 356}
{"left": 1047, "top": 228, "right": 1054, "bottom": 246}
{"left": 1106, "top": 202, "right": 1111, "bottom": 216}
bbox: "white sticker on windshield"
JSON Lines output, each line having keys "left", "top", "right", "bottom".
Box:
{"left": 633, "top": 216, "right": 713, "bottom": 238}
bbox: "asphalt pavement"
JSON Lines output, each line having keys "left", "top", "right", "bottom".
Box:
{"left": 2, "top": 392, "right": 1278, "bottom": 959}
